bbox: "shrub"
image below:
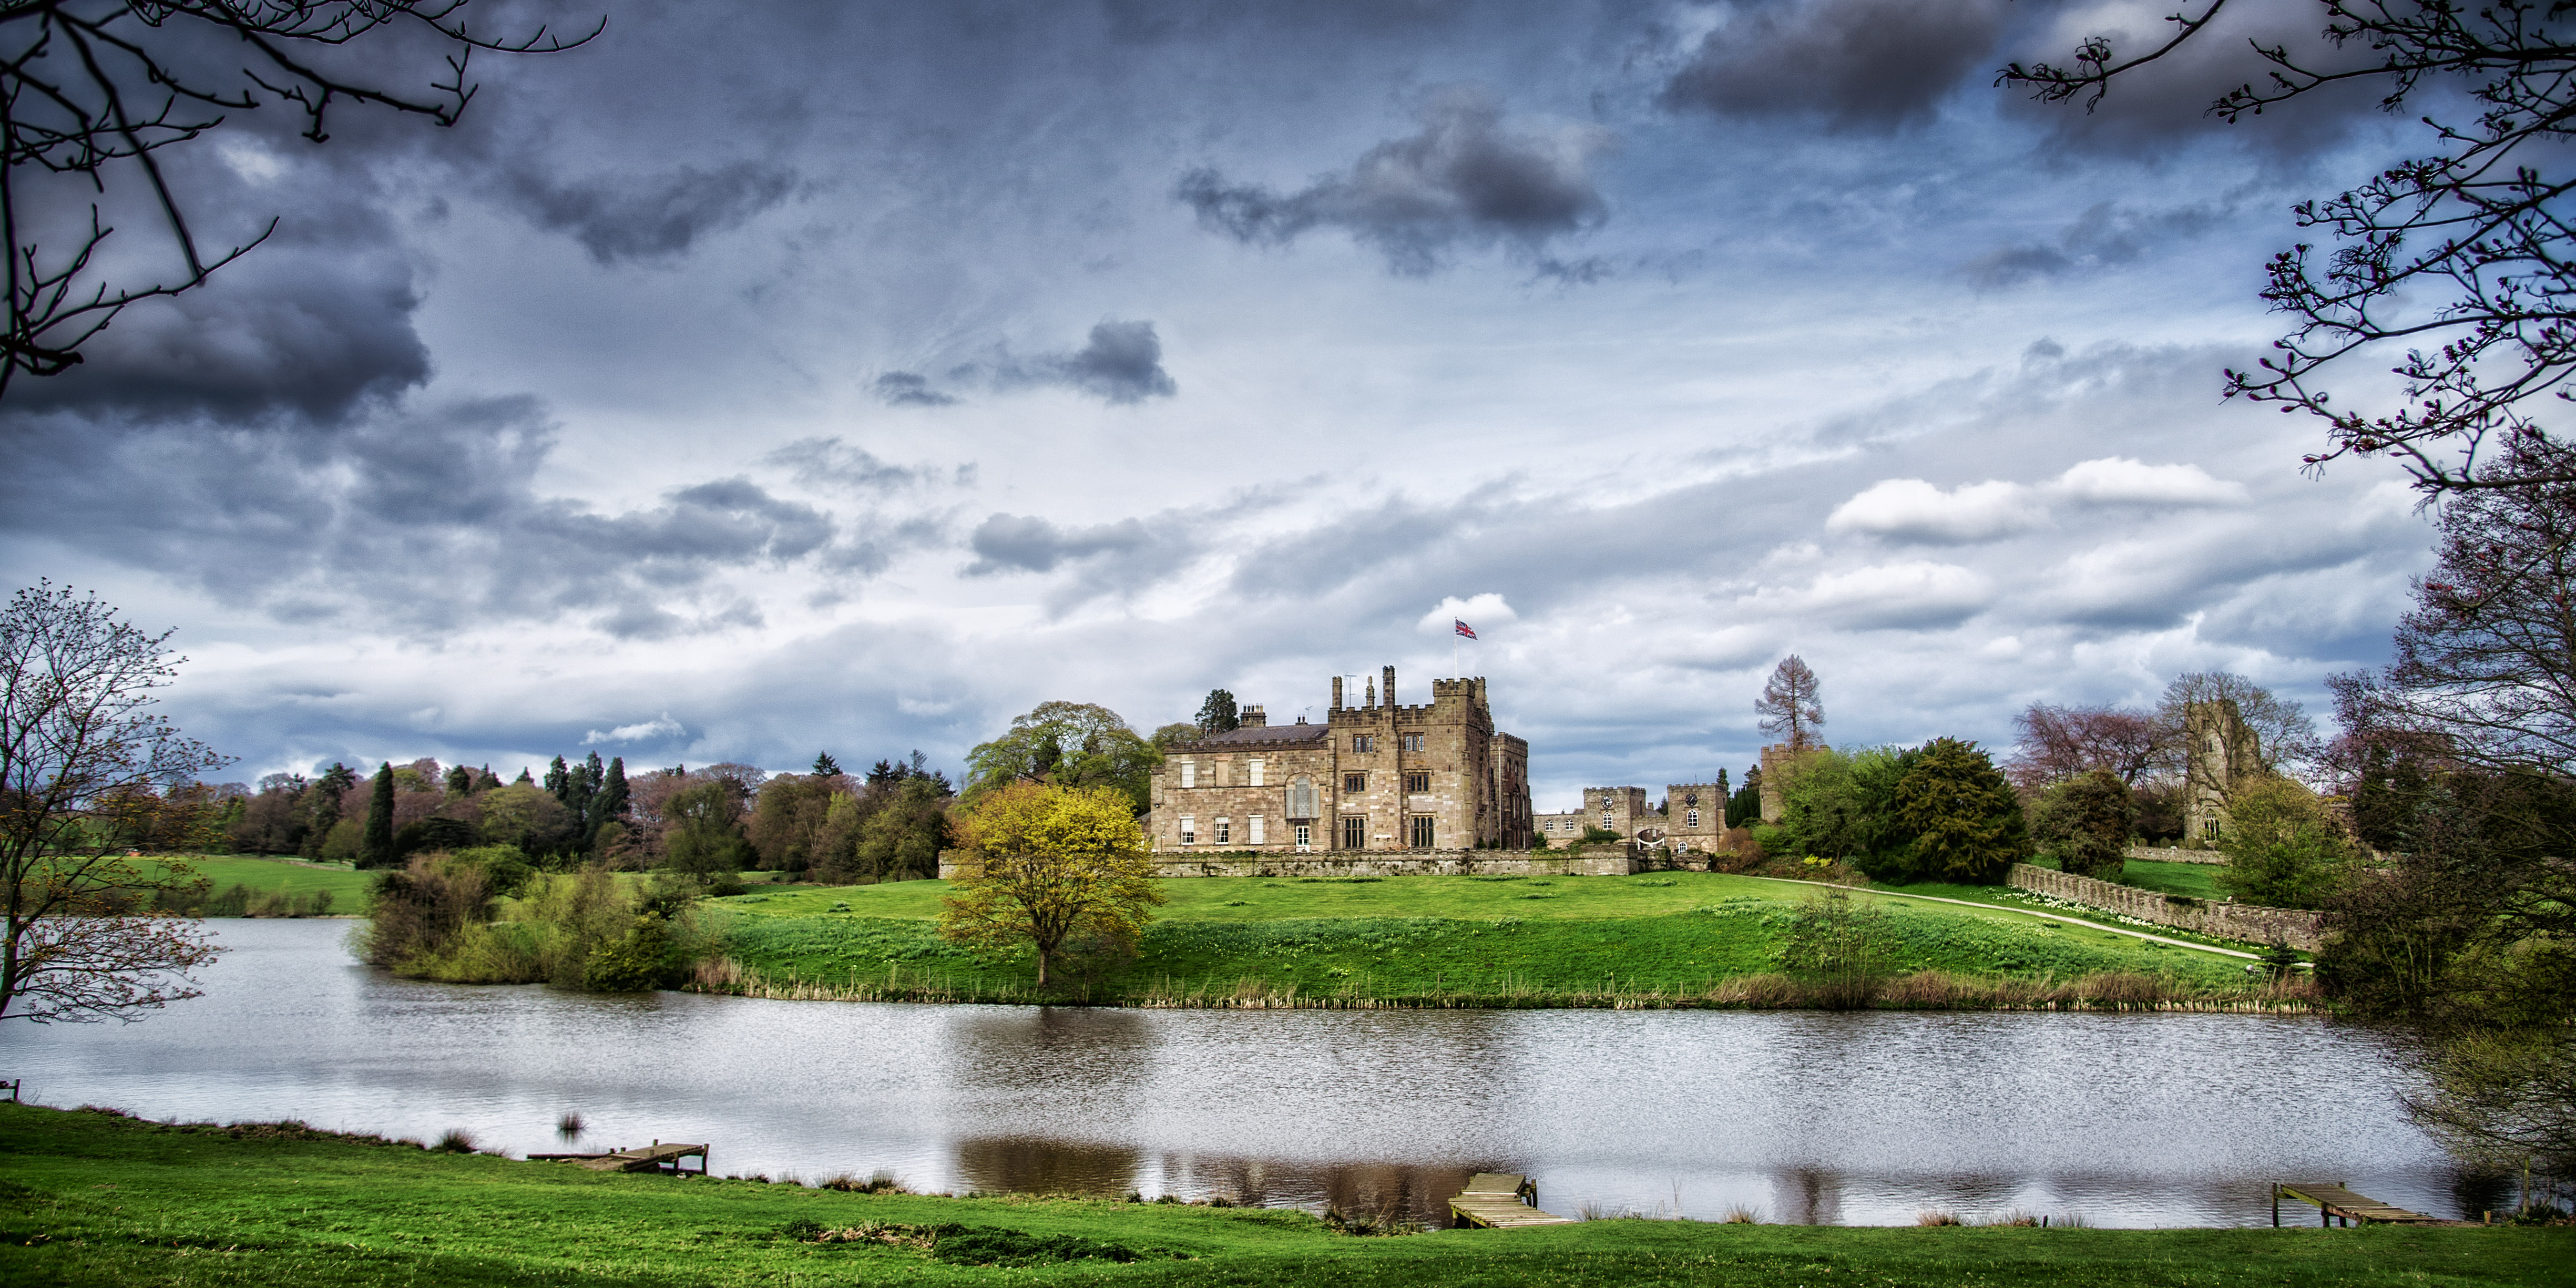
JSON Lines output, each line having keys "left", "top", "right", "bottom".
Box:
{"left": 2215, "top": 778, "right": 2354, "bottom": 908}
{"left": 1776, "top": 888, "right": 1890, "bottom": 1008}
{"left": 1888, "top": 738, "right": 2030, "bottom": 884}
{"left": 2031, "top": 770, "right": 2133, "bottom": 880}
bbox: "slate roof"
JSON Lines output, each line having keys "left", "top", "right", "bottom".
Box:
{"left": 1189, "top": 722, "right": 1328, "bottom": 747}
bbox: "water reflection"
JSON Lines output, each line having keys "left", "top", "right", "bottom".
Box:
{"left": 0, "top": 920, "right": 2466, "bottom": 1227}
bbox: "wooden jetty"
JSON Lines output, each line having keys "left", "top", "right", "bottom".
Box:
{"left": 1449, "top": 1173, "right": 1575, "bottom": 1229}
{"left": 527, "top": 1140, "right": 709, "bottom": 1177}
{"left": 2273, "top": 1181, "right": 2438, "bottom": 1226}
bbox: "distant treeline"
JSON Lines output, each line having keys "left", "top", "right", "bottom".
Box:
{"left": 208, "top": 749, "right": 951, "bottom": 883}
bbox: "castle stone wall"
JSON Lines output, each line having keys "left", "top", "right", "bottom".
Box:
{"left": 2124, "top": 845, "right": 2225, "bottom": 866}
{"left": 2006, "top": 863, "right": 2324, "bottom": 950}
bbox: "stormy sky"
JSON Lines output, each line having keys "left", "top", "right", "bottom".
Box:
{"left": 0, "top": 1, "right": 2446, "bottom": 807}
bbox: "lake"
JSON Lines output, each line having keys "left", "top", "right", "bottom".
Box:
{"left": 0, "top": 918, "right": 2485, "bottom": 1226}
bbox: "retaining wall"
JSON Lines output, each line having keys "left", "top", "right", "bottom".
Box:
{"left": 2124, "top": 845, "right": 2224, "bottom": 866}
{"left": 936, "top": 847, "right": 1719, "bottom": 880}
{"left": 2006, "top": 863, "right": 2324, "bottom": 950}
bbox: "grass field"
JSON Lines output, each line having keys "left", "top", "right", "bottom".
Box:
{"left": 702, "top": 872, "right": 2293, "bottom": 1008}
{"left": 2, "top": 1105, "right": 2562, "bottom": 1288}
{"left": 138, "top": 854, "right": 376, "bottom": 914}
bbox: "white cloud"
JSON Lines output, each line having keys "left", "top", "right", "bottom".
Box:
{"left": 1417, "top": 592, "right": 1519, "bottom": 636}
{"left": 582, "top": 713, "right": 684, "bottom": 745}
{"left": 1746, "top": 559, "right": 1996, "bottom": 630}
{"left": 1825, "top": 478, "right": 2041, "bottom": 543}
{"left": 2049, "top": 457, "right": 2247, "bottom": 506}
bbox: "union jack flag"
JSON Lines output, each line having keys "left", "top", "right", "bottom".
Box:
{"left": 1454, "top": 619, "right": 1477, "bottom": 640}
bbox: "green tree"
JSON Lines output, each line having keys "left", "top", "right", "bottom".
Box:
{"left": 663, "top": 780, "right": 753, "bottom": 884}
{"left": 475, "top": 784, "right": 579, "bottom": 862}
{"left": 966, "top": 701, "right": 1161, "bottom": 814}
{"left": 1150, "top": 722, "right": 1199, "bottom": 752}
{"left": 1195, "top": 689, "right": 1240, "bottom": 734}
{"left": 443, "top": 764, "right": 473, "bottom": 796}
{"left": 2033, "top": 770, "right": 2134, "bottom": 881}
{"left": 2215, "top": 778, "right": 2354, "bottom": 909}
{"left": 856, "top": 776, "right": 952, "bottom": 882}
{"left": 938, "top": 781, "right": 1162, "bottom": 987}
{"left": 544, "top": 755, "right": 570, "bottom": 801}
{"left": 592, "top": 757, "right": 630, "bottom": 847}
{"left": 299, "top": 762, "right": 357, "bottom": 858}
{"left": 1892, "top": 738, "right": 2030, "bottom": 884}
{"left": 812, "top": 751, "right": 842, "bottom": 776}
{"left": 362, "top": 763, "right": 396, "bottom": 869}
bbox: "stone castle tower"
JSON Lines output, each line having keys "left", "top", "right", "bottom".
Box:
{"left": 2184, "top": 699, "right": 2262, "bottom": 845}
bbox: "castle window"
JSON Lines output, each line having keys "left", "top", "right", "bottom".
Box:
{"left": 1409, "top": 815, "right": 1435, "bottom": 847}
{"left": 1344, "top": 772, "right": 1367, "bottom": 793}
{"left": 1179, "top": 761, "right": 1196, "bottom": 789}
{"left": 1294, "top": 823, "right": 1312, "bottom": 850}
{"left": 1341, "top": 815, "right": 1364, "bottom": 849}
{"left": 1353, "top": 735, "right": 1376, "bottom": 753}
{"left": 1249, "top": 815, "right": 1265, "bottom": 844}
{"left": 1400, "top": 733, "right": 1424, "bottom": 752}
{"left": 1686, "top": 809, "right": 1700, "bottom": 829}
{"left": 1248, "top": 758, "right": 1264, "bottom": 786}
{"left": 1288, "top": 776, "right": 1317, "bottom": 819}
{"left": 1179, "top": 814, "right": 1195, "bottom": 845}
{"left": 1214, "top": 819, "right": 1231, "bottom": 845}
{"left": 1405, "top": 771, "right": 1430, "bottom": 793}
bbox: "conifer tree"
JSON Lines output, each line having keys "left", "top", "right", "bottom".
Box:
{"left": 1196, "top": 689, "right": 1240, "bottom": 734}
{"left": 513, "top": 766, "right": 534, "bottom": 786}
{"left": 544, "top": 755, "right": 570, "bottom": 802}
{"left": 362, "top": 762, "right": 396, "bottom": 868}
{"left": 444, "top": 764, "right": 473, "bottom": 796}
{"left": 596, "top": 757, "right": 631, "bottom": 837}
{"left": 813, "top": 751, "right": 842, "bottom": 776}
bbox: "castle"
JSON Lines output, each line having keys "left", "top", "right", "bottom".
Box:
{"left": 1147, "top": 666, "right": 1534, "bottom": 853}
{"left": 1530, "top": 783, "right": 1730, "bottom": 848}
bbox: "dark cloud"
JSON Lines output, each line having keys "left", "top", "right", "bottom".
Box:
{"left": 498, "top": 160, "right": 799, "bottom": 265}
{"left": 0, "top": 399, "right": 850, "bottom": 637}
{"left": 871, "top": 372, "right": 960, "bottom": 406}
{"left": 965, "top": 513, "right": 1154, "bottom": 576}
{"left": 1178, "top": 89, "right": 1611, "bottom": 274}
{"left": 1961, "top": 200, "right": 2227, "bottom": 288}
{"left": 918, "top": 320, "right": 1181, "bottom": 406}
{"left": 1660, "top": 0, "right": 2009, "bottom": 130}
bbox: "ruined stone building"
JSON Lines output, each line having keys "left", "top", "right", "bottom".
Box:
{"left": 2184, "top": 698, "right": 2262, "bottom": 844}
{"left": 1147, "top": 666, "right": 1534, "bottom": 853}
{"left": 1532, "top": 783, "right": 1727, "bottom": 849}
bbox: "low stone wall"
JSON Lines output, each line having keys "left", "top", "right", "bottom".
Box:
{"left": 2125, "top": 845, "right": 2224, "bottom": 866}
{"left": 2006, "top": 863, "right": 2324, "bottom": 950}
{"left": 1147, "top": 849, "right": 1639, "bottom": 878}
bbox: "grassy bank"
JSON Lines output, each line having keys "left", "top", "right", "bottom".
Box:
{"left": 1, "top": 1104, "right": 2561, "bottom": 1287}
{"left": 698, "top": 872, "right": 2312, "bottom": 1009}
{"left": 137, "top": 854, "right": 375, "bottom": 916}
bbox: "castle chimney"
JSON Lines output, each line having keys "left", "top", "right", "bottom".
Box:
{"left": 1332, "top": 676, "right": 1343, "bottom": 710}
{"left": 1383, "top": 665, "right": 1396, "bottom": 710}
{"left": 1242, "top": 704, "right": 1266, "bottom": 728}
{"left": 1365, "top": 676, "right": 1376, "bottom": 708}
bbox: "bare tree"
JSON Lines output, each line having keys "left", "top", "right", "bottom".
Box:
{"left": 2002, "top": 3, "right": 2576, "bottom": 496}
{"left": 2336, "top": 440, "right": 2576, "bottom": 776}
{"left": 0, "top": 2, "right": 596, "bottom": 396}
{"left": 2156, "top": 671, "right": 2323, "bottom": 778}
{"left": 1755, "top": 654, "right": 1824, "bottom": 750}
{"left": 2006, "top": 702, "right": 2165, "bottom": 791}
{"left": 2, "top": 581, "right": 229, "bottom": 1022}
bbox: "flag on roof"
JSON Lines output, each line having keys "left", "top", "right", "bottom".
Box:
{"left": 1454, "top": 619, "right": 1477, "bottom": 640}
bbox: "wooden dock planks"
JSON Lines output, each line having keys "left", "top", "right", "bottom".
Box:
{"left": 528, "top": 1142, "right": 709, "bottom": 1176}
{"left": 2274, "top": 1182, "right": 2438, "bottom": 1226}
{"left": 1449, "top": 1173, "right": 1576, "bottom": 1229}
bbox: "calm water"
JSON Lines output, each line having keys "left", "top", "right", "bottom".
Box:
{"left": 2, "top": 919, "right": 2483, "bottom": 1226}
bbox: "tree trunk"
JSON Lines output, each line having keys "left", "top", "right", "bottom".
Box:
{"left": 1035, "top": 944, "right": 1049, "bottom": 987}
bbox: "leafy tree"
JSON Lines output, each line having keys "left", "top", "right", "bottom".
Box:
{"left": 938, "top": 782, "right": 1162, "bottom": 987}
{"left": 812, "top": 751, "right": 843, "bottom": 776}
{"left": 1195, "top": 689, "right": 1240, "bottom": 734}
{"left": 2032, "top": 770, "right": 2135, "bottom": 881}
{"left": 663, "top": 780, "right": 753, "bottom": 884}
{"left": 1, "top": 582, "right": 228, "bottom": 1023}
{"left": 1726, "top": 766, "right": 1762, "bottom": 829}
{"left": 475, "top": 784, "right": 579, "bottom": 862}
{"left": 748, "top": 773, "right": 839, "bottom": 873}
{"left": 1762, "top": 745, "right": 1917, "bottom": 871}
{"left": 362, "top": 763, "right": 396, "bottom": 869}
{"left": 592, "top": 757, "right": 630, "bottom": 847}
{"left": 966, "top": 701, "right": 1160, "bottom": 813}
{"left": 2214, "top": 778, "right": 2355, "bottom": 909}
{"left": 0, "top": 2, "right": 592, "bottom": 396}
{"left": 2004, "top": 4, "right": 2576, "bottom": 498}
{"left": 227, "top": 784, "right": 307, "bottom": 855}
{"left": 1755, "top": 655, "right": 1824, "bottom": 750}
{"left": 856, "top": 776, "right": 952, "bottom": 882}
{"left": 299, "top": 762, "right": 357, "bottom": 858}
{"left": 1891, "top": 738, "right": 2030, "bottom": 884}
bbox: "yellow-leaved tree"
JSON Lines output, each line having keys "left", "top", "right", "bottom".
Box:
{"left": 937, "top": 781, "right": 1162, "bottom": 987}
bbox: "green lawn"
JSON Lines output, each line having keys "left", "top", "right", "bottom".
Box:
{"left": 139, "top": 854, "right": 376, "bottom": 914}
{"left": 2, "top": 1105, "right": 2562, "bottom": 1287}
{"left": 706, "top": 873, "right": 2274, "bottom": 1007}
{"left": 2120, "top": 858, "right": 2228, "bottom": 901}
